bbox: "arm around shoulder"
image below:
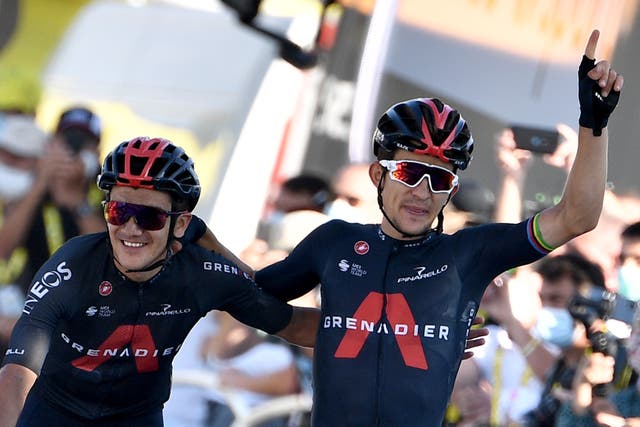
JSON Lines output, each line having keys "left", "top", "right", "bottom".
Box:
{"left": 0, "top": 363, "right": 37, "bottom": 427}
{"left": 276, "top": 306, "right": 319, "bottom": 348}
{"left": 182, "top": 216, "right": 256, "bottom": 278}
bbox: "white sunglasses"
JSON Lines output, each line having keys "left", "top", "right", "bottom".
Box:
{"left": 379, "top": 160, "right": 459, "bottom": 194}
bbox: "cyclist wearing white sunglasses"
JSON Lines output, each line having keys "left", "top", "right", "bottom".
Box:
{"left": 189, "top": 30, "right": 622, "bottom": 427}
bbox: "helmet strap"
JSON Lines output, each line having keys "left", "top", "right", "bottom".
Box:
{"left": 124, "top": 249, "right": 172, "bottom": 274}
{"left": 124, "top": 215, "right": 181, "bottom": 273}
{"left": 108, "top": 241, "right": 173, "bottom": 275}
{"left": 111, "top": 217, "right": 179, "bottom": 275}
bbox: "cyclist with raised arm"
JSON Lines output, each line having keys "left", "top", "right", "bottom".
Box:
{"left": 194, "top": 30, "right": 623, "bottom": 426}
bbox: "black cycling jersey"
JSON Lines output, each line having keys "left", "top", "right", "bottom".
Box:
{"left": 2, "top": 233, "right": 292, "bottom": 421}
{"left": 255, "top": 217, "right": 550, "bottom": 427}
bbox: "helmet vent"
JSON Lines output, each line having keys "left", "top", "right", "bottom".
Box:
{"left": 98, "top": 137, "right": 201, "bottom": 210}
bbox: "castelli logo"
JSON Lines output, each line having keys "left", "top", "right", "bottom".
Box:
{"left": 99, "top": 281, "right": 113, "bottom": 296}
{"left": 354, "top": 241, "right": 369, "bottom": 255}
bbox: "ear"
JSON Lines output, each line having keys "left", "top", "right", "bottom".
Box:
{"left": 369, "top": 162, "right": 383, "bottom": 186}
{"left": 172, "top": 213, "right": 192, "bottom": 239}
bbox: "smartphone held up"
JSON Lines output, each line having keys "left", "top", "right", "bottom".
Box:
{"left": 510, "top": 125, "right": 560, "bottom": 154}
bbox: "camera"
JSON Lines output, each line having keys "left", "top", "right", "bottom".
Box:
{"left": 569, "top": 289, "right": 636, "bottom": 398}
{"left": 60, "top": 128, "right": 93, "bottom": 154}
{"left": 522, "top": 289, "right": 635, "bottom": 426}
{"left": 568, "top": 291, "right": 617, "bottom": 376}
{"left": 570, "top": 288, "right": 636, "bottom": 341}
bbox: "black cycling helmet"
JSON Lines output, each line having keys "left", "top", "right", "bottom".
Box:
{"left": 373, "top": 98, "right": 474, "bottom": 170}
{"left": 97, "top": 137, "right": 201, "bottom": 211}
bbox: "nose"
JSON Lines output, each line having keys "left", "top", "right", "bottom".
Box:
{"left": 411, "top": 175, "right": 432, "bottom": 198}
{"left": 121, "top": 216, "right": 143, "bottom": 233}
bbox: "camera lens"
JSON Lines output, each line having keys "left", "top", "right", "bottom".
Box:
{"left": 61, "top": 128, "right": 95, "bottom": 153}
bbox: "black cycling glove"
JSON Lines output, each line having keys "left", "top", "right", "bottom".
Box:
{"left": 177, "top": 215, "right": 207, "bottom": 246}
{"left": 578, "top": 55, "right": 620, "bottom": 136}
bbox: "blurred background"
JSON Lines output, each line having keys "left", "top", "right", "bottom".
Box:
{"left": 1, "top": 0, "right": 638, "bottom": 253}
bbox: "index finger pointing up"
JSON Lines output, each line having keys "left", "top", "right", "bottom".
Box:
{"left": 584, "top": 29, "right": 600, "bottom": 59}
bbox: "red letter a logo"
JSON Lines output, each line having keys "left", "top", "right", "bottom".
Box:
{"left": 334, "top": 292, "right": 428, "bottom": 370}
{"left": 72, "top": 325, "right": 159, "bottom": 373}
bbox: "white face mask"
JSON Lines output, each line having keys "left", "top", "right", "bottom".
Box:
{"left": 79, "top": 150, "right": 100, "bottom": 179}
{"left": 324, "top": 199, "right": 362, "bottom": 222}
{"left": 0, "top": 163, "right": 34, "bottom": 202}
{"left": 533, "top": 307, "right": 575, "bottom": 349}
{"left": 618, "top": 264, "right": 640, "bottom": 302}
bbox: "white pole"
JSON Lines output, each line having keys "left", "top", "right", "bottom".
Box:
{"left": 348, "top": 0, "right": 399, "bottom": 163}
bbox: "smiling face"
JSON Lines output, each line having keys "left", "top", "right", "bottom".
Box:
{"left": 107, "top": 186, "right": 190, "bottom": 282}
{"left": 371, "top": 150, "right": 455, "bottom": 240}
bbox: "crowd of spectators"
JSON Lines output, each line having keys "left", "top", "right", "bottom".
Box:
{"left": 0, "top": 107, "right": 104, "bottom": 357}
{"left": 444, "top": 125, "right": 640, "bottom": 427}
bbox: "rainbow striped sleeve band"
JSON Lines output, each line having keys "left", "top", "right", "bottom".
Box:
{"left": 527, "top": 213, "right": 555, "bottom": 254}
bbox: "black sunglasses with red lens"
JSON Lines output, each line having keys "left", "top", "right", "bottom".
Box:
{"left": 102, "top": 201, "right": 185, "bottom": 231}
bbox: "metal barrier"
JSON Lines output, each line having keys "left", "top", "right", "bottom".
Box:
{"left": 171, "top": 369, "right": 312, "bottom": 427}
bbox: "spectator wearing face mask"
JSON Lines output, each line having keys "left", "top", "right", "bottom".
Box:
{"left": 51, "top": 106, "right": 105, "bottom": 219}
{"left": 0, "top": 115, "right": 45, "bottom": 205}
{"left": 616, "top": 221, "right": 640, "bottom": 302}
{"left": 0, "top": 108, "right": 105, "bottom": 357}
{"left": 0, "top": 115, "right": 48, "bottom": 356}
{"left": 452, "top": 254, "right": 606, "bottom": 426}
{"left": 555, "top": 305, "right": 640, "bottom": 427}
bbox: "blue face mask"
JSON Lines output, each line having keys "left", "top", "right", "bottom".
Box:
{"left": 534, "top": 307, "right": 575, "bottom": 349}
{"left": 618, "top": 265, "right": 640, "bottom": 302}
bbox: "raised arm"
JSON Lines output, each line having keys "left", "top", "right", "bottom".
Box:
{"left": 537, "top": 30, "right": 623, "bottom": 249}
{"left": 0, "top": 363, "right": 37, "bottom": 427}
{"left": 493, "top": 128, "right": 532, "bottom": 223}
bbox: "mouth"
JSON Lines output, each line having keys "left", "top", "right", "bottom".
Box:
{"left": 404, "top": 205, "right": 429, "bottom": 216}
{"left": 122, "top": 240, "right": 146, "bottom": 248}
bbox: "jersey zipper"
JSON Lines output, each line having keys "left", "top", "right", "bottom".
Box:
{"left": 374, "top": 242, "right": 398, "bottom": 426}
{"left": 97, "top": 279, "right": 146, "bottom": 417}
{"left": 137, "top": 284, "right": 145, "bottom": 321}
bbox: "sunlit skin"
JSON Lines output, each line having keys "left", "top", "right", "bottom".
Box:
{"left": 370, "top": 150, "right": 456, "bottom": 240}
{"left": 107, "top": 186, "right": 191, "bottom": 282}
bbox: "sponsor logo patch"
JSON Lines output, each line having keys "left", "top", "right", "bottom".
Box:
{"left": 354, "top": 240, "right": 369, "bottom": 255}
{"left": 99, "top": 281, "right": 113, "bottom": 296}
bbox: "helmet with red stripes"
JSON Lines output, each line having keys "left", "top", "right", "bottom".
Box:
{"left": 98, "top": 137, "right": 200, "bottom": 211}
{"left": 373, "top": 98, "right": 474, "bottom": 170}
